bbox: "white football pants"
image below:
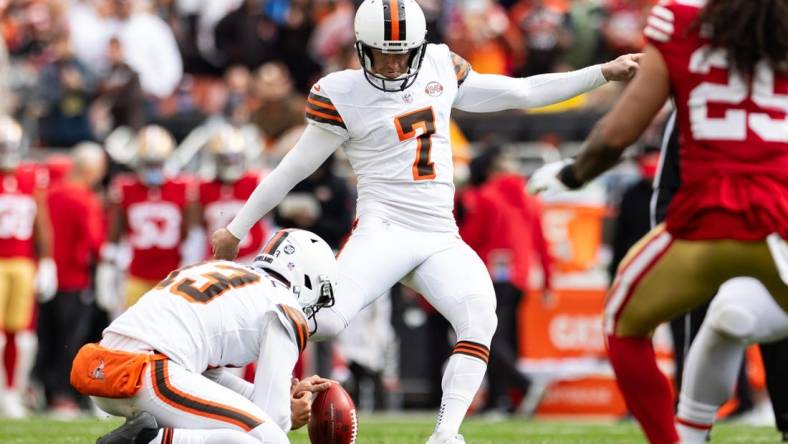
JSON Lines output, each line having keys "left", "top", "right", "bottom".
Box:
{"left": 315, "top": 215, "right": 497, "bottom": 348}
{"left": 93, "top": 329, "right": 291, "bottom": 444}
{"left": 313, "top": 215, "right": 498, "bottom": 438}
{"left": 678, "top": 277, "right": 788, "bottom": 442}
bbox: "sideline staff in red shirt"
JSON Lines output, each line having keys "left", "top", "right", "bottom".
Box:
{"left": 37, "top": 142, "right": 106, "bottom": 414}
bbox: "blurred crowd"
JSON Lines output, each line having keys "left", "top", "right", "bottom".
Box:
{"left": 0, "top": 0, "right": 663, "bottom": 420}
{"left": 0, "top": 0, "right": 656, "bottom": 151}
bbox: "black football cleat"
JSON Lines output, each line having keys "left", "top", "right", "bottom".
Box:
{"left": 96, "top": 411, "right": 158, "bottom": 444}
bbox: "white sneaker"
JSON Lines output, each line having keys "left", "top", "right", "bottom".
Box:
{"left": 426, "top": 433, "right": 466, "bottom": 444}
{"left": 1, "top": 390, "right": 27, "bottom": 419}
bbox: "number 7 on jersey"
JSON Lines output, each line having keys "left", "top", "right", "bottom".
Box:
{"left": 395, "top": 106, "right": 437, "bottom": 181}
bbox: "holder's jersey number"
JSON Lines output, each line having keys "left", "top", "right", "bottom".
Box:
{"left": 157, "top": 264, "right": 261, "bottom": 303}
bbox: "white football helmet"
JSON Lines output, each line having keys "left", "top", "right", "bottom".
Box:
{"left": 134, "top": 125, "right": 174, "bottom": 186}
{"left": 0, "top": 116, "right": 23, "bottom": 171}
{"left": 354, "top": 0, "right": 428, "bottom": 92}
{"left": 252, "top": 229, "right": 338, "bottom": 322}
{"left": 207, "top": 124, "right": 246, "bottom": 183}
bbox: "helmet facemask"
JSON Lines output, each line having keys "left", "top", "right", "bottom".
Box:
{"left": 356, "top": 41, "right": 427, "bottom": 92}
{"left": 300, "top": 273, "right": 336, "bottom": 333}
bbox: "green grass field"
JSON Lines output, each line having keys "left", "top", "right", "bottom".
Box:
{"left": 0, "top": 415, "right": 780, "bottom": 443}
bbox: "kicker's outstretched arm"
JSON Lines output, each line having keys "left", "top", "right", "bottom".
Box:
{"left": 453, "top": 53, "right": 640, "bottom": 112}
{"left": 225, "top": 125, "right": 346, "bottom": 240}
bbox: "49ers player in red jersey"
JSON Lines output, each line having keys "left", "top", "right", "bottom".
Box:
{"left": 528, "top": 1, "right": 788, "bottom": 443}
{"left": 0, "top": 116, "right": 56, "bottom": 418}
{"left": 200, "top": 125, "right": 267, "bottom": 263}
{"left": 97, "top": 125, "right": 201, "bottom": 312}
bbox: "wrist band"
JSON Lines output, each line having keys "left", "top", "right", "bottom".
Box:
{"left": 558, "top": 162, "right": 584, "bottom": 189}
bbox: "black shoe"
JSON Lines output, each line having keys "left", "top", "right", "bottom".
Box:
{"left": 96, "top": 412, "right": 158, "bottom": 444}
{"left": 781, "top": 431, "right": 788, "bottom": 442}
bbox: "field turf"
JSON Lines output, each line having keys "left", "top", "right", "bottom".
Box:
{"left": 0, "top": 414, "right": 778, "bottom": 443}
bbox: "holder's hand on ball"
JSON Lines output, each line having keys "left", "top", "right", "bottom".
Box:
{"left": 291, "top": 376, "right": 334, "bottom": 430}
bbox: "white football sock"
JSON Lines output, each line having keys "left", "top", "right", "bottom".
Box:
{"left": 677, "top": 325, "right": 746, "bottom": 443}
{"left": 13, "top": 331, "right": 36, "bottom": 393}
{"left": 433, "top": 354, "right": 487, "bottom": 437}
{"left": 676, "top": 421, "right": 711, "bottom": 444}
{"left": 676, "top": 396, "right": 717, "bottom": 444}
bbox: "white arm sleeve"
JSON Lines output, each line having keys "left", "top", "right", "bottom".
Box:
{"left": 226, "top": 124, "right": 345, "bottom": 239}
{"left": 202, "top": 368, "right": 255, "bottom": 400}
{"left": 453, "top": 65, "right": 607, "bottom": 112}
{"left": 252, "top": 318, "right": 300, "bottom": 432}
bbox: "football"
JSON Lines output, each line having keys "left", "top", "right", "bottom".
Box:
{"left": 308, "top": 383, "right": 358, "bottom": 444}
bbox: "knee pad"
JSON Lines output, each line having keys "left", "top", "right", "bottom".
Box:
{"left": 450, "top": 295, "right": 498, "bottom": 345}
{"left": 706, "top": 300, "right": 757, "bottom": 341}
{"left": 310, "top": 307, "right": 349, "bottom": 341}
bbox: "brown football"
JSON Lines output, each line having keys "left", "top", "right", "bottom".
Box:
{"left": 308, "top": 383, "right": 358, "bottom": 444}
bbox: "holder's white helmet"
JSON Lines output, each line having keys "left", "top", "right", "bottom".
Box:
{"left": 354, "top": 0, "right": 428, "bottom": 92}
{"left": 252, "top": 229, "right": 337, "bottom": 322}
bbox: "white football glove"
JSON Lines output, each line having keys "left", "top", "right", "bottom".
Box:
{"left": 95, "top": 262, "right": 122, "bottom": 313}
{"left": 527, "top": 160, "right": 573, "bottom": 196}
{"left": 36, "top": 258, "right": 58, "bottom": 303}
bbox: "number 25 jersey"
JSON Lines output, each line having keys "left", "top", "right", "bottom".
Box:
{"left": 306, "top": 43, "right": 470, "bottom": 233}
{"left": 644, "top": 0, "right": 788, "bottom": 240}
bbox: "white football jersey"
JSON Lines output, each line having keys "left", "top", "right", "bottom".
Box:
{"left": 104, "top": 261, "right": 308, "bottom": 373}
{"left": 306, "top": 43, "right": 471, "bottom": 233}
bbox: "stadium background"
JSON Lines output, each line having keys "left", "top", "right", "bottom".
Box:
{"left": 0, "top": 0, "right": 770, "bottom": 429}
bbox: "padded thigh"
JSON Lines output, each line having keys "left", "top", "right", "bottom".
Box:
{"left": 334, "top": 217, "right": 422, "bottom": 321}
{"left": 707, "top": 277, "right": 788, "bottom": 343}
{"left": 609, "top": 230, "right": 788, "bottom": 337}
{"left": 409, "top": 240, "right": 497, "bottom": 344}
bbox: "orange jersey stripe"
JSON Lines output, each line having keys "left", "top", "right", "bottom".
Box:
{"left": 307, "top": 97, "right": 337, "bottom": 111}
{"left": 306, "top": 108, "right": 344, "bottom": 123}
{"left": 162, "top": 428, "right": 173, "bottom": 444}
{"left": 280, "top": 304, "right": 309, "bottom": 352}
